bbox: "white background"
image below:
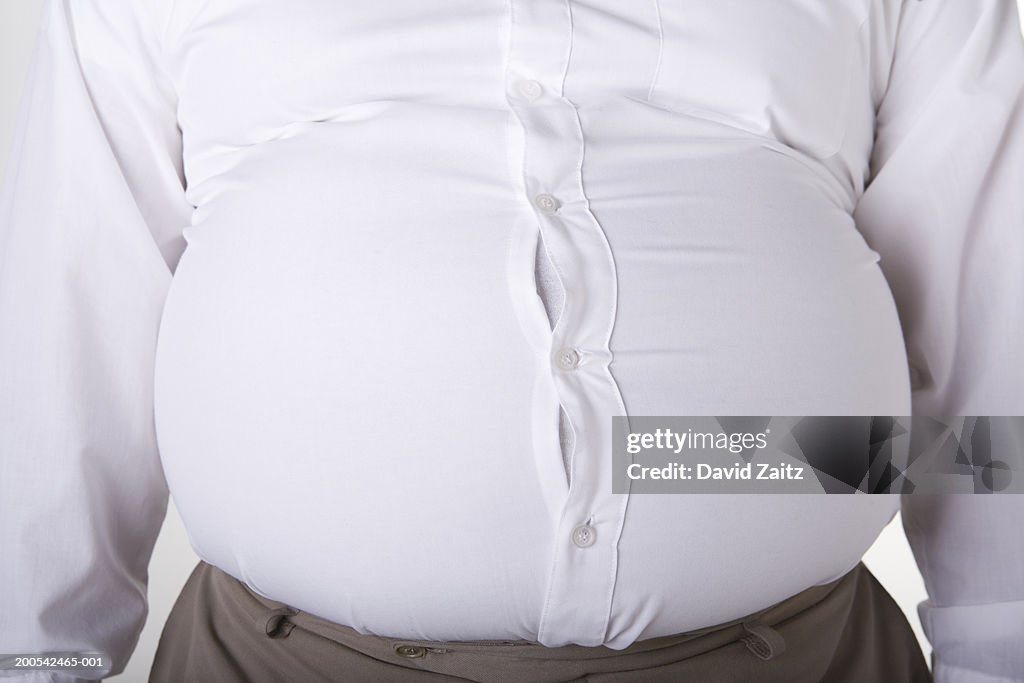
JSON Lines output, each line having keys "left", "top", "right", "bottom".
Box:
{"left": 2, "top": 2, "right": 1023, "bottom": 681}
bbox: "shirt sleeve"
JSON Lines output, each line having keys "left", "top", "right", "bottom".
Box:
{"left": 0, "top": 0, "right": 192, "bottom": 679}
{"left": 852, "top": 1, "right": 1024, "bottom": 681}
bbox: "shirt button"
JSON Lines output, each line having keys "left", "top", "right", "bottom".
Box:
{"left": 533, "top": 193, "right": 561, "bottom": 215}
{"left": 571, "top": 523, "right": 596, "bottom": 548}
{"left": 394, "top": 645, "right": 427, "bottom": 659}
{"left": 554, "top": 347, "right": 580, "bottom": 371}
{"left": 517, "top": 79, "right": 544, "bottom": 100}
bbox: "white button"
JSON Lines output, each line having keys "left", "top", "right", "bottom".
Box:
{"left": 554, "top": 347, "right": 580, "bottom": 371}
{"left": 534, "top": 193, "right": 561, "bottom": 215}
{"left": 517, "top": 79, "right": 544, "bottom": 100}
{"left": 571, "top": 523, "right": 596, "bottom": 548}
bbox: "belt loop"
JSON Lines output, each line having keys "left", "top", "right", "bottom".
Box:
{"left": 264, "top": 606, "right": 299, "bottom": 639}
{"left": 740, "top": 618, "right": 786, "bottom": 661}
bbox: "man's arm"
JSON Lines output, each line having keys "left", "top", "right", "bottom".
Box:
{"left": 0, "top": 0, "right": 192, "bottom": 679}
{"left": 853, "top": 1, "right": 1024, "bottom": 680}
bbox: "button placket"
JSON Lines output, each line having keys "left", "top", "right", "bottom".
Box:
{"left": 504, "top": 0, "right": 632, "bottom": 648}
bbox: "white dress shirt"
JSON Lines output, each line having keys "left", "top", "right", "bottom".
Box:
{"left": 2, "top": 1, "right": 1023, "bottom": 681}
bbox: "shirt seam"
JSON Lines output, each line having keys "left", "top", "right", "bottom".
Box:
{"left": 647, "top": 0, "right": 663, "bottom": 102}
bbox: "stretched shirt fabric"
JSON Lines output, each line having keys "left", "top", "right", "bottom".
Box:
{"left": 1, "top": 1, "right": 1023, "bottom": 682}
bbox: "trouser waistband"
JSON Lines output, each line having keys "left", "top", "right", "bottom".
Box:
{"left": 151, "top": 560, "right": 933, "bottom": 682}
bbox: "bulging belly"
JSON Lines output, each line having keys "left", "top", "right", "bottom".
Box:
{"left": 153, "top": 105, "right": 910, "bottom": 644}
{"left": 578, "top": 106, "right": 910, "bottom": 643}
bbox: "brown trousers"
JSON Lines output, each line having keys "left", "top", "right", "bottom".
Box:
{"left": 150, "top": 560, "right": 932, "bottom": 682}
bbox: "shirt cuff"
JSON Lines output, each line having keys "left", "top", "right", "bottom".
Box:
{"left": 923, "top": 598, "right": 1024, "bottom": 683}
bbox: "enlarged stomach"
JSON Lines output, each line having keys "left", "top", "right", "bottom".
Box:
{"left": 152, "top": 109, "right": 911, "bottom": 644}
